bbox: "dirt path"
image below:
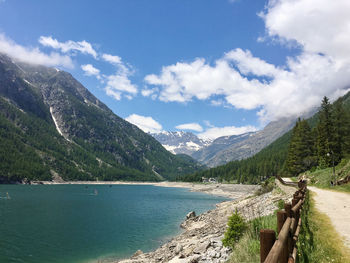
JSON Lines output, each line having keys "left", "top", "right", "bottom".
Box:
{"left": 308, "top": 186, "right": 350, "bottom": 248}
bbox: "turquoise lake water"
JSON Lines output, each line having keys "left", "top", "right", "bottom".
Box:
{"left": 0, "top": 184, "right": 227, "bottom": 263}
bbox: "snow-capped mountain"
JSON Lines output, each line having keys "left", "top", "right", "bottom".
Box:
{"left": 152, "top": 117, "right": 296, "bottom": 168}
{"left": 192, "top": 117, "right": 297, "bottom": 167}
{"left": 151, "top": 131, "right": 212, "bottom": 155}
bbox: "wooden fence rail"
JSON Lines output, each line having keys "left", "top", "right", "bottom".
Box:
{"left": 260, "top": 179, "right": 307, "bottom": 263}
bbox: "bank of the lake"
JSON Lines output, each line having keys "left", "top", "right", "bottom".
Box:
{"left": 0, "top": 184, "right": 228, "bottom": 263}
{"left": 117, "top": 180, "right": 296, "bottom": 263}
{"left": 37, "top": 181, "right": 259, "bottom": 199}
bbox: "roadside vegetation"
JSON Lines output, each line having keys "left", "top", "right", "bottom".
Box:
{"left": 224, "top": 208, "right": 281, "bottom": 263}
{"left": 297, "top": 192, "right": 350, "bottom": 263}
{"left": 223, "top": 180, "right": 284, "bottom": 263}
{"left": 302, "top": 158, "right": 350, "bottom": 193}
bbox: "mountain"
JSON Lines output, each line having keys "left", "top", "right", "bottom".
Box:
{"left": 193, "top": 117, "right": 296, "bottom": 167}
{"left": 191, "top": 132, "right": 254, "bottom": 167}
{"left": 152, "top": 118, "right": 296, "bottom": 168}
{"left": 0, "top": 53, "right": 203, "bottom": 183}
{"left": 151, "top": 131, "right": 211, "bottom": 155}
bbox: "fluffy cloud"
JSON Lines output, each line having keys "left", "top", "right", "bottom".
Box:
{"left": 104, "top": 55, "right": 137, "bottom": 100}
{"left": 102, "top": 53, "right": 122, "bottom": 64}
{"left": 198, "top": 125, "right": 258, "bottom": 140}
{"left": 81, "top": 64, "right": 100, "bottom": 76}
{"left": 39, "top": 36, "right": 97, "bottom": 58}
{"left": 125, "top": 114, "right": 163, "bottom": 133}
{"left": 0, "top": 34, "right": 73, "bottom": 68}
{"left": 175, "top": 123, "right": 203, "bottom": 132}
{"left": 144, "top": 0, "right": 350, "bottom": 124}
{"left": 262, "top": 0, "right": 350, "bottom": 63}
{"left": 105, "top": 73, "right": 137, "bottom": 100}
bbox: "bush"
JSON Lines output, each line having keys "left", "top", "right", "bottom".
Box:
{"left": 222, "top": 210, "right": 247, "bottom": 249}
{"left": 255, "top": 176, "right": 276, "bottom": 195}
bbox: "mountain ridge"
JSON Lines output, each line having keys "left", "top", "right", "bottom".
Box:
{"left": 0, "top": 53, "right": 203, "bottom": 183}
{"left": 152, "top": 117, "right": 296, "bottom": 168}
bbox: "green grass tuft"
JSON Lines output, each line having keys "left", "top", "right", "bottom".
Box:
{"left": 226, "top": 212, "right": 277, "bottom": 263}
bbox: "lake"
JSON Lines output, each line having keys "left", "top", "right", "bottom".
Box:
{"left": 0, "top": 184, "right": 227, "bottom": 263}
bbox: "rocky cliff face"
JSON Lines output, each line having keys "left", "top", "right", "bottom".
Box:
{"left": 0, "top": 53, "right": 202, "bottom": 182}
{"left": 193, "top": 118, "right": 296, "bottom": 167}
{"left": 191, "top": 132, "right": 254, "bottom": 166}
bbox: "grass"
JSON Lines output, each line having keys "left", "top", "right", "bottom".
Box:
{"left": 297, "top": 191, "right": 350, "bottom": 263}
{"left": 303, "top": 158, "right": 350, "bottom": 193}
{"left": 226, "top": 210, "right": 278, "bottom": 263}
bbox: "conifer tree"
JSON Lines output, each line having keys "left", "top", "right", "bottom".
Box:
{"left": 332, "top": 98, "right": 350, "bottom": 160}
{"left": 316, "top": 96, "right": 334, "bottom": 167}
{"left": 286, "top": 118, "right": 316, "bottom": 176}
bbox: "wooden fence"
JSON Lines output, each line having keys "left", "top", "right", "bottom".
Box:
{"left": 260, "top": 179, "right": 307, "bottom": 263}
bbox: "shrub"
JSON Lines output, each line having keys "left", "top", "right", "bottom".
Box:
{"left": 255, "top": 176, "right": 276, "bottom": 195}
{"left": 222, "top": 210, "right": 247, "bottom": 249}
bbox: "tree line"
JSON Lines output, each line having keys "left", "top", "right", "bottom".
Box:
{"left": 286, "top": 96, "right": 350, "bottom": 176}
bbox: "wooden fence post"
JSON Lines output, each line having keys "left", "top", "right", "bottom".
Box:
{"left": 284, "top": 203, "right": 292, "bottom": 257}
{"left": 277, "top": 210, "right": 288, "bottom": 263}
{"left": 284, "top": 203, "right": 292, "bottom": 217}
{"left": 260, "top": 229, "right": 276, "bottom": 263}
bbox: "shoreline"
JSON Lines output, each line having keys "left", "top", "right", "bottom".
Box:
{"left": 35, "top": 180, "right": 260, "bottom": 199}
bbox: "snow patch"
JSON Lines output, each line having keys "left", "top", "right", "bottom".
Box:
{"left": 50, "top": 107, "right": 70, "bottom": 142}
{"left": 185, "top": 141, "right": 202, "bottom": 151}
{"left": 23, "top": 79, "right": 35, "bottom": 87}
{"left": 162, "top": 144, "right": 178, "bottom": 154}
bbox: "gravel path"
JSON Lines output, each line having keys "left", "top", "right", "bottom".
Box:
{"left": 308, "top": 186, "right": 350, "bottom": 248}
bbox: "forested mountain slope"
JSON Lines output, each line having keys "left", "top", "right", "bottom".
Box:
{"left": 0, "top": 53, "right": 202, "bottom": 183}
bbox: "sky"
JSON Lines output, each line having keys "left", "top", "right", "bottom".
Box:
{"left": 0, "top": 0, "right": 350, "bottom": 140}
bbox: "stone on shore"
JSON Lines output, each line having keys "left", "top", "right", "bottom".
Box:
{"left": 186, "top": 211, "right": 196, "bottom": 219}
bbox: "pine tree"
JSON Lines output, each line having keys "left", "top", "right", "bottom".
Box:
{"left": 332, "top": 98, "right": 350, "bottom": 160}
{"left": 286, "top": 118, "right": 316, "bottom": 176}
{"left": 316, "top": 96, "right": 334, "bottom": 167}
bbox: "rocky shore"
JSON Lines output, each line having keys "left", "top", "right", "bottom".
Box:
{"left": 117, "top": 181, "right": 295, "bottom": 263}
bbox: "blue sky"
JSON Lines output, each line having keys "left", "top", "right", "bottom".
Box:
{"left": 1, "top": 0, "right": 349, "bottom": 140}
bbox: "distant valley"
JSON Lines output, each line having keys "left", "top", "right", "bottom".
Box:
{"left": 152, "top": 117, "right": 296, "bottom": 167}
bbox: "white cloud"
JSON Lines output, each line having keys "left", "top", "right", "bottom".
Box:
{"left": 125, "top": 114, "right": 163, "bottom": 134}
{"left": 224, "top": 48, "right": 280, "bottom": 77}
{"left": 204, "top": 120, "right": 214, "bottom": 128}
{"left": 39, "top": 36, "right": 97, "bottom": 58}
{"left": 262, "top": 0, "right": 350, "bottom": 63}
{"left": 198, "top": 125, "right": 258, "bottom": 140}
{"left": 175, "top": 123, "right": 203, "bottom": 132}
{"left": 144, "top": 0, "right": 350, "bottom": 124}
{"left": 141, "top": 87, "right": 158, "bottom": 98}
{"left": 0, "top": 34, "right": 73, "bottom": 68}
{"left": 105, "top": 73, "right": 137, "bottom": 100}
{"left": 105, "top": 87, "right": 121, "bottom": 100}
{"left": 81, "top": 64, "right": 100, "bottom": 76}
{"left": 102, "top": 53, "right": 122, "bottom": 64}
{"left": 103, "top": 54, "right": 138, "bottom": 100}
